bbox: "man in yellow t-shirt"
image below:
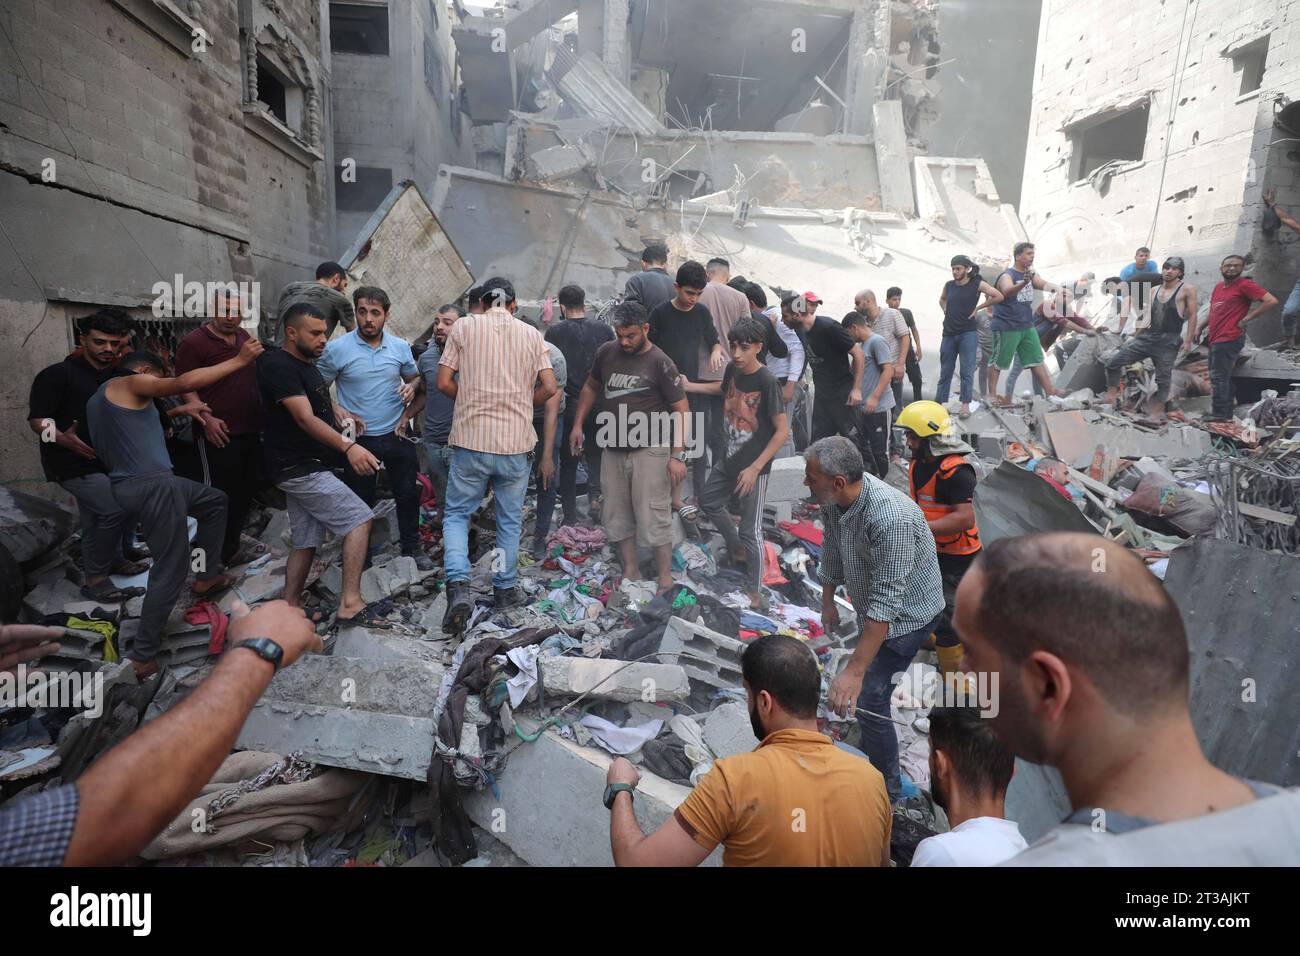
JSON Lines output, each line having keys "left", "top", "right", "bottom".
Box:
{"left": 605, "top": 634, "right": 892, "bottom": 866}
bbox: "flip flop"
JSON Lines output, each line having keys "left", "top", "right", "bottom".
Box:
{"left": 191, "top": 574, "right": 235, "bottom": 596}
{"left": 335, "top": 604, "right": 394, "bottom": 629}
{"left": 80, "top": 581, "right": 145, "bottom": 602}
{"left": 110, "top": 558, "right": 151, "bottom": 576}
{"left": 304, "top": 603, "right": 337, "bottom": 626}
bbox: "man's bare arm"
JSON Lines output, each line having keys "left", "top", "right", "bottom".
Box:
{"left": 122, "top": 340, "right": 262, "bottom": 400}
{"left": 610, "top": 795, "right": 712, "bottom": 867}
{"left": 533, "top": 367, "right": 559, "bottom": 407}
{"left": 436, "top": 364, "right": 458, "bottom": 401}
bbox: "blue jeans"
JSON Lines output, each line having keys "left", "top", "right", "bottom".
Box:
{"left": 855, "top": 613, "right": 942, "bottom": 802}
{"left": 936, "top": 331, "right": 979, "bottom": 404}
{"left": 1209, "top": 336, "right": 1246, "bottom": 418}
{"left": 443, "top": 447, "right": 531, "bottom": 588}
{"left": 1283, "top": 277, "right": 1300, "bottom": 340}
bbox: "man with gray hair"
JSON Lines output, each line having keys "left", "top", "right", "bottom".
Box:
{"left": 808, "top": 436, "right": 945, "bottom": 802}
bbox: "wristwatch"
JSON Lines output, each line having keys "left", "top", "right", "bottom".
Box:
{"left": 234, "top": 637, "right": 284, "bottom": 671}
{"left": 603, "top": 783, "right": 635, "bottom": 810}
{"left": 671, "top": 451, "right": 688, "bottom": 463}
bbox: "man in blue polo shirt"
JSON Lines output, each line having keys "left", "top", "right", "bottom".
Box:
{"left": 317, "top": 286, "right": 430, "bottom": 571}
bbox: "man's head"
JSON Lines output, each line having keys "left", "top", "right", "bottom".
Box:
{"left": 705, "top": 257, "right": 730, "bottom": 283}
{"left": 1161, "top": 257, "right": 1186, "bottom": 281}
{"left": 210, "top": 286, "right": 245, "bottom": 336}
{"left": 353, "top": 286, "right": 391, "bottom": 342}
{"left": 741, "top": 634, "right": 821, "bottom": 740}
{"left": 433, "top": 304, "right": 462, "bottom": 348}
{"left": 1033, "top": 456, "right": 1069, "bottom": 486}
{"left": 841, "top": 310, "right": 871, "bottom": 343}
{"left": 951, "top": 255, "right": 976, "bottom": 282}
{"left": 641, "top": 242, "right": 669, "bottom": 270}
{"left": 316, "top": 261, "right": 348, "bottom": 293}
{"left": 896, "top": 400, "right": 950, "bottom": 458}
{"left": 1134, "top": 247, "right": 1151, "bottom": 268}
{"left": 120, "top": 350, "right": 165, "bottom": 377}
{"left": 886, "top": 286, "right": 903, "bottom": 310}
{"left": 854, "top": 288, "right": 878, "bottom": 316}
{"left": 466, "top": 285, "right": 486, "bottom": 314}
{"left": 742, "top": 282, "right": 768, "bottom": 311}
{"left": 557, "top": 284, "right": 586, "bottom": 318}
{"left": 1013, "top": 241, "right": 1036, "bottom": 269}
{"left": 954, "top": 534, "right": 1191, "bottom": 767}
{"left": 612, "top": 301, "right": 651, "bottom": 353}
{"left": 674, "top": 261, "right": 707, "bottom": 308}
{"left": 927, "top": 705, "right": 1016, "bottom": 814}
{"left": 1220, "top": 255, "right": 1246, "bottom": 281}
{"left": 78, "top": 309, "right": 132, "bottom": 368}
{"left": 479, "top": 277, "right": 517, "bottom": 313}
{"left": 727, "top": 316, "right": 767, "bottom": 369}
{"left": 283, "top": 303, "right": 329, "bottom": 360}
{"left": 781, "top": 292, "right": 813, "bottom": 331}
{"left": 803, "top": 436, "right": 864, "bottom": 505}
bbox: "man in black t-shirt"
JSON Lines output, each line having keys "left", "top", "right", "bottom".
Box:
{"left": 887, "top": 287, "right": 923, "bottom": 406}
{"left": 780, "top": 293, "right": 867, "bottom": 462}
{"left": 648, "top": 261, "right": 725, "bottom": 518}
{"left": 696, "top": 318, "right": 788, "bottom": 608}
{"left": 27, "top": 309, "right": 151, "bottom": 601}
{"left": 256, "top": 304, "right": 381, "bottom": 627}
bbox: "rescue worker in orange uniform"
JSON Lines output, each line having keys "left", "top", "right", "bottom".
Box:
{"left": 897, "top": 401, "right": 981, "bottom": 676}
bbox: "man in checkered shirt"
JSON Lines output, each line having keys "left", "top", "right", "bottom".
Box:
{"left": 807, "top": 436, "right": 945, "bottom": 802}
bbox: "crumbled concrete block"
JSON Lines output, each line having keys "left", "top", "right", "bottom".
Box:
{"left": 765, "top": 455, "right": 807, "bottom": 503}
{"left": 21, "top": 577, "right": 103, "bottom": 620}
{"left": 977, "top": 430, "right": 1007, "bottom": 459}
{"left": 333, "top": 627, "right": 445, "bottom": 665}
{"left": 462, "top": 722, "right": 720, "bottom": 866}
{"left": 703, "top": 701, "right": 760, "bottom": 758}
{"left": 220, "top": 556, "right": 289, "bottom": 607}
{"left": 1131, "top": 456, "right": 1175, "bottom": 483}
{"left": 360, "top": 555, "right": 421, "bottom": 604}
{"left": 538, "top": 657, "right": 690, "bottom": 704}
{"left": 659, "top": 617, "right": 745, "bottom": 690}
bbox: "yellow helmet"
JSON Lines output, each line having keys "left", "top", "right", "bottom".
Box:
{"left": 896, "top": 400, "right": 951, "bottom": 438}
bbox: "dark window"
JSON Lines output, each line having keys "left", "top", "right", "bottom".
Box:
{"left": 424, "top": 36, "right": 442, "bottom": 99}
{"left": 1070, "top": 104, "right": 1149, "bottom": 181}
{"left": 335, "top": 165, "right": 393, "bottom": 212}
{"left": 1233, "top": 37, "right": 1269, "bottom": 96}
{"left": 256, "top": 55, "right": 288, "bottom": 124}
{"left": 330, "top": 2, "right": 390, "bottom": 55}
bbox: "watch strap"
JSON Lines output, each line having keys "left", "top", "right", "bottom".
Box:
{"left": 604, "top": 783, "right": 635, "bottom": 810}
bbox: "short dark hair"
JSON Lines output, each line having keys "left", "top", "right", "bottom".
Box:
{"left": 1135, "top": 247, "right": 1151, "bottom": 255}
{"left": 744, "top": 282, "right": 767, "bottom": 309}
{"left": 780, "top": 292, "right": 804, "bottom": 312}
{"left": 928, "top": 705, "right": 1015, "bottom": 797}
{"left": 120, "top": 350, "right": 164, "bottom": 373}
{"left": 612, "top": 301, "right": 649, "bottom": 329}
{"left": 316, "top": 261, "right": 346, "bottom": 281}
{"left": 284, "top": 303, "right": 326, "bottom": 330}
{"left": 886, "top": 286, "right": 902, "bottom": 299}
{"left": 706, "top": 257, "right": 729, "bottom": 271}
{"left": 676, "top": 261, "right": 707, "bottom": 290}
{"left": 727, "top": 276, "right": 749, "bottom": 294}
{"left": 1222, "top": 254, "right": 1246, "bottom": 265}
{"left": 466, "top": 285, "right": 485, "bottom": 309}
{"left": 741, "top": 634, "right": 820, "bottom": 719}
{"left": 557, "top": 284, "right": 585, "bottom": 309}
{"left": 727, "top": 317, "right": 768, "bottom": 346}
{"left": 970, "top": 534, "right": 1190, "bottom": 717}
{"left": 641, "top": 242, "right": 669, "bottom": 265}
{"left": 1013, "top": 241, "right": 1035, "bottom": 258}
{"left": 841, "top": 310, "right": 868, "bottom": 329}
{"left": 480, "top": 276, "right": 516, "bottom": 309}
{"left": 81, "top": 308, "right": 133, "bottom": 338}
{"left": 353, "top": 286, "right": 390, "bottom": 312}
{"left": 437, "top": 303, "right": 463, "bottom": 316}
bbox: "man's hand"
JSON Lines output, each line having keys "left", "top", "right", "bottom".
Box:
{"left": 864, "top": 394, "right": 879, "bottom": 414}
{"left": 238, "top": 338, "right": 265, "bottom": 365}
{"left": 607, "top": 756, "right": 642, "bottom": 788}
{"left": 709, "top": 345, "right": 726, "bottom": 373}
{"left": 782, "top": 381, "right": 796, "bottom": 403}
{"left": 735, "top": 464, "right": 761, "bottom": 497}
{"left": 228, "top": 599, "right": 323, "bottom": 668}
{"left": 395, "top": 414, "right": 415, "bottom": 439}
{"left": 822, "top": 598, "right": 840, "bottom": 634}
{"left": 569, "top": 428, "right": 585, "bottom": 456}
{"left": 892, "top": 366, "right": 905, "bottom": 382}
{"left": 1264, "top": 186, "right": 1276, "bottom": 207}
{"left": 0, "top": 623, "right": 62, "bottom": 674}
{"left": 539, "top": 451, "right": 556, "bottom": 490}
{"left": 174, "top": 400, "right": 211, "bottom": 420}
{"left": 668, "top": 457, "right": 687, "bottom": 487}
{"left": 54, "top": 421, "right": 97, "bottom": 460}
{"left": 345, "top": 442, "right": 381, "bottom": 476}
{"left": 847, "top": 388, "right": 862, "bottom": 406}
{"left": 397, "top": 381, "right": 417, "bottom": 405}
{"left": 827, "top": 666, "right": 864, "bottom": 718}
{"left": 200, "top": 414, "right": 231, "bottom": 448}
{"left": 337, "top": 408, "right": 367, "bottom": 437}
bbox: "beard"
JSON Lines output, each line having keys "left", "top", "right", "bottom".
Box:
{"left": 748, "top": 700, "right": 767, "bottom": 742}
{"left": 990, "top": 673, "right": 1049, "bottom": 765}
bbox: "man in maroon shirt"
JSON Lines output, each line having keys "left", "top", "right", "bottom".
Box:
{"left": 174, "top": 288, "right": 265, "bottom": 564}
{"left": 1204, "top": 255, "right": 1277, "bottom": 421}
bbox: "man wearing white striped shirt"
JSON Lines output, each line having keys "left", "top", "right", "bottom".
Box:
{"left": 436, "top": 277, "right": 558, "bottom": 634}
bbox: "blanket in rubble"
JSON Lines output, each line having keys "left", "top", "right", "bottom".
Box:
{"left": 142, "top": 750, "right": 369, "bottom": 860}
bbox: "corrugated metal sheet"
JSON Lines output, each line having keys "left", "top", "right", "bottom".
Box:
{"left": 548, "top": 47, "right": 660, "bottom": 137}
{"left": 339, "top": 181, "right": 473, "bottom": 342}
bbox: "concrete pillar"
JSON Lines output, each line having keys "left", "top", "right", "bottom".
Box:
{"left": 602, "top": 0, "right": 631, "bottom": 86}
{"left": 578, "top": 0, "right": 604, "bottom": 61}
{"left": 873, "top": 100, "right": 916, "bottom": 216}
{"left": 841, "top": 8, "right": 877, "bottom": 136}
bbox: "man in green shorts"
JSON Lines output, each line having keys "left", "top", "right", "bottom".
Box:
{"left": 984, "top": 241, "right": 1063, "bottom": 403}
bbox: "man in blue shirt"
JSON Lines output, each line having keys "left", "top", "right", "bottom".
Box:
{"left": 1119, "top": 246, "right": 1160, "bottom": 282}
{"left": 317, "top": 287, "right": 430, "bottom": 571}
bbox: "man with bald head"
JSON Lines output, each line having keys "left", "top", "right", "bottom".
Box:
{"left": 955, "top": 533, "right": 1299, "bottom": 864}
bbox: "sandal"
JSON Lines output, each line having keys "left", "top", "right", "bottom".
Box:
{"left": 335, "top": 604, "right": 394, "bottom": 629}
{"left": 110, "top": 558, "right": 150, "bottom": 576}
{"left": 305, "top": 603, "right": 337, "bottom": 625}
{"left": 80, "top": 580, "right": 145, "bottom": 602}
{"left": 192, "top": 573, "right": 235, "bottom": 596}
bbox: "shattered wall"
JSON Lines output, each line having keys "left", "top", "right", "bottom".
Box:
{"left": 1018, "top": 0, "right": 1300, "bottom": 342}
{"left": 0, "top": 0, "right": 333, "bottom": 493}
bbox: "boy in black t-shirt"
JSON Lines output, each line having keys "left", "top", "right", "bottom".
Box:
{"left": 696, "top": 318, "right": 788, "bottom": 608}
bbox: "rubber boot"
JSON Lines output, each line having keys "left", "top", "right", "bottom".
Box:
{"left": 442, "top": 580, "right": 472, "bottom": 635}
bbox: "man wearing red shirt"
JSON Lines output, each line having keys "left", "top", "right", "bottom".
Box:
{"left": 1204, "top": 256, "right": 1277, "bottom": 421}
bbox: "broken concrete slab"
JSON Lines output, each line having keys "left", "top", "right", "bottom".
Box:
{"left": 0, "top": 487, "right": 74, "bottom": 563}
{"left": 765, "top": 455, "right": 807, "bottom": 503}
{"left": 462, "top": 721, "right": 719, "bottom": 866}
{"left": 659, "top": 617, "right": 745, "bottom": 690}
{"left": 1040, "top": 409, "right": 1213, "bottom": 464}
{"left": 333, "top": 626, "right": 446, "bottom": 665}
{"left": 217, "top": 556, "right": 289, "bottom": 609}
{"left": 538, "top": 656, "right": 690, "bottom": 704}
{"left": 703, "top": 701, "right": 759, "bottom": 759}
{"left": 234, "top": 654, "right": 444, "bottom": 780}
{"left": 360, "top": 555, "right": 422, "bottom": 604}
{"left": 21, "top": 576, "right": 107, "bottom": 621}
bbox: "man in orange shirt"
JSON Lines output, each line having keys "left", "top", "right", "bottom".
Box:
{"left": 604, "top": 634, "right": 892, "bottom": 866}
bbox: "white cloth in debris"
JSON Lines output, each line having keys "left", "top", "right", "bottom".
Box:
{"left": 911, "top": 817, "right": 1028, "bottom": 867}
{"left": 668, "top": 715, "right": 715, "bottom": 786}
{"left": 504, "top": 645, "right": 542, "bottom": 708}
{"left": 578, "top": 715, "right": 663, "bottom": 755}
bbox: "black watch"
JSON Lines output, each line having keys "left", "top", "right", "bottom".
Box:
{"left": 234, "top": 637, "right": 284, "bottom": 671}
{"left": 603, "top": 783, "right": 635, "bottom": 810}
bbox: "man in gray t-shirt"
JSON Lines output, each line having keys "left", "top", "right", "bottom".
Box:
{"left": 843, "top": 314, "right": 895, "bottom": 478}
{"left": 409, "top": 306, "right": 461, "bottom": 521}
